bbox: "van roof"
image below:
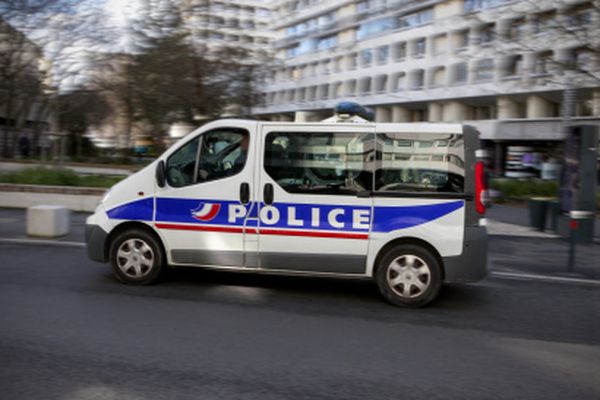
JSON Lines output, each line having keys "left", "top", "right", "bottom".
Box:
{"left": 203, "top": 118, "right": 466, "bottom": 135}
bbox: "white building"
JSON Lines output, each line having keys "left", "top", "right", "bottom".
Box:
{"left": 180, "top": 0, "right": 277, "bottom": 61}
{"left": 255, "top": 0, "right": 600, "bottom": 175}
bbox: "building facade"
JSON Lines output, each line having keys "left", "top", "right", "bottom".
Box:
{"left": 180, "top": 0, "right": 277, "bottom": 61}
{"left": 255, "top": 0, "right": 600, "bottom": 176}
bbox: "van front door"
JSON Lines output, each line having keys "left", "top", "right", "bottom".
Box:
{"left": 256, "top": 123, "right": 375, "bottom": 275}
{"left": 154, "top": 122, "right": 259, "bottom": 268}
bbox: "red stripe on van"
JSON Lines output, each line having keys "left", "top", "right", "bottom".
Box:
{"left": 154, "top": 223, "right": 368, "bottom": 239}
{"left": 155, "top": 223, "right": 245, "bottom": 234}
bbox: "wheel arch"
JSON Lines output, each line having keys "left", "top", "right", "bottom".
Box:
{"left": 105, "top": 221, "right": 167, "bottom": 263}
{"left": 372, "top": 237, "right": 445, "bottom": 280}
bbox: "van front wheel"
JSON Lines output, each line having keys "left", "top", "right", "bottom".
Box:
{"left": 376, "top": 244, "right": 442, "bottom": 307}
{"left": 109, "top": 229, "right": 164, "bottom": 285}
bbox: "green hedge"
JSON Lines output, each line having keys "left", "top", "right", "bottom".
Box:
{"left": 0, "top": 167, "right": 124, "bottom": 188}
{"left": 490, "top": 179, "right": 559, "bottom": 199}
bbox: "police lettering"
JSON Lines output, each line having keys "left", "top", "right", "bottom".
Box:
{"left": 228, "top": 204, "right": 370, "bottom": 230}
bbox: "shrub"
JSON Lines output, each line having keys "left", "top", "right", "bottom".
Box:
{"left": 491, "top": 179, "right": 559, "bottom": 200}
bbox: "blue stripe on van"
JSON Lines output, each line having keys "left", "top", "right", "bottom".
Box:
{"left": 106, "top": 198, "right": 464, "bottom": 233}
{"left": 372, "top": 200, "right": 464, "bottom": 233}
{"left": 106, "top": 197, "right": 154, "bottom": 221}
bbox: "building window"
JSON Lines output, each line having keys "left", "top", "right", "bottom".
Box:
{"left": 574, "top": 48, "right": 593, "bottom": 70}
{"left": 345, "top": 79, "right": 357, "bottom": 96}
{"left": 377, "top": 45, "right": 389, "bottom": 64}
{"left": 454, "top": 29, "right": 469, "bottom": 51}
{"left": 433, "top": 34, "right": 447, "bottom": 55}
{"left": 319, "top": 84, "right": 329, "bottom": 99}
{"left": 533, "top": 11, "right": 557, "bottom": 34}
{"left": 317, "top": 35, "right": 337, "bottom": 51}
{"left": 475, "top": 59, "right": 495, "bottom": 81}
{"left": 332, "top": 82, "right": 343, "bottom": 98}
{"left": 413, "top": 38, "right": 426, "bottom": 58}
{"left": 392, "top": 72, "right": 406, "bottom": 91}
{"left": 410, "top": 69, "right": 425, "bottom": 90}
{"left": 374, "top": 74, "right": 388, "bottom": 93}
{"left": 452, "top": 62, "right": 468, "bottom": 84}
{"left": 357, "top": 17, "right": 395, "bottom": 40}
{"left": 361, "top": 48, "right": 373, "bottom": 67}
{"left": 358, "top": 77, "right": 372, "bottom": 94}
{"left": 566, "top": 6, "right": 592, "bottom": 27}
{"left": 464, "top": 0, "right": 507, "bottom": 12}
{"left": 480, "top": 23, "right": 495, "bottom": 44}
{"left": 534, "top": 51, "right": 553, "bottom": 75}
{"left": 333, "top": 56, "right": 343, "bottom": 72}
{"left": 504, "top": 55, "right": 523, "bottom": 77}
{"left": 398, "top": 9, "right": 433, "bottom": 28}
{"left": 348, "top": 53, "right": 358, "bottom": 70}
{"left": 393, "top": 42, "right": 407, "bottom": 61}
{"left": 430, "top": 67, "right": 446, "bottom": 87}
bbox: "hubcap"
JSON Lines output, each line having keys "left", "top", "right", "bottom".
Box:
{"left": 116, "top": 238, "right": 154, "bottom": 278}
{"left": 386, "top": 255, "right": 431, "bottom": 298}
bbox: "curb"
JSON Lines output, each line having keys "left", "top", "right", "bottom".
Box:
{"left": 0, "top": 238, "right": 85, "bottom": 248}
{"left": 490, "top": 271, "right": 600, "bottom": 287}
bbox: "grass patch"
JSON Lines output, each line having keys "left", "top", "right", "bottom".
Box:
{"left": 0, "top": 167, "right": 124, "bottom": 188}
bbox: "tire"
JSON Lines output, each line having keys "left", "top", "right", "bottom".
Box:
{"left": 375, "top": 244, "right": 442, "bottom": 308}
{"left": 109, "top": 228, "right": 165, "bottom": 285}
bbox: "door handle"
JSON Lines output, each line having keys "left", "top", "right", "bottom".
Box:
{"left": 240, "top": 182, "right": 250, "bottom": 204}
{"left": 264, "top": 183, "right": 274, "bottom": 205}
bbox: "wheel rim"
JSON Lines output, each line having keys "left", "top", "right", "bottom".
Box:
{"left": 116, "top": 238, "right": 154, "bottom": 278}
{"left": 386, "top": 255, "right": 431, "bottom": 299}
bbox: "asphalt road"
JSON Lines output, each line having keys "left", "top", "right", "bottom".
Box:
{"left": 1, "top": 243, "right": 599, "bottom": 400}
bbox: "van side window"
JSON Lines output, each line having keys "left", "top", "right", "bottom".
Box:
{"left": 165, "top": 128, "right": 249, "bottom": 188}
{"left": 264, "top": 131, "right": 374, "bottom": 195}
{"left": 375, "top": 133, "right": 465, "bottom": 193}
{"left": 166, "top": 136, "right": 199, "bottom": 188}
{"left": 197, "top": 129, "right": 249, "bottom": 183}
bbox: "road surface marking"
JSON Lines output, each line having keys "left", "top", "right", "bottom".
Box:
{"left": 491, "top": 271, "right": 600, "bottom": 287}
{"left": 0, "top": 238, "right": 85, "bottom": 248}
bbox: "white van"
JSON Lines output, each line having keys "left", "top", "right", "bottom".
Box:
{"left": 86, "top": 115, "right": 488, "bottom": 307}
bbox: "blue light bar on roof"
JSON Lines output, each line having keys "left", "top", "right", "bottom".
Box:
{"left": 334, "top": 102, "right": 374, "bottom": 121}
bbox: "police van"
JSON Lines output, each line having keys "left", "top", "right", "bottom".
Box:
{"left": 85, "top": 104, "right": 488, "bottom": 307}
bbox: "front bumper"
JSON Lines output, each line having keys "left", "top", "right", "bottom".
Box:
{"left": 85, "top": 224, "right": 108, "bottom": 263}
{"left": 443, "top": 225, "right": 488, "bottom": 283}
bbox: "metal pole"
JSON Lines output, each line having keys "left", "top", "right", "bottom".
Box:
{"left": 567, "top": 218, "right": 576, "bottom": 273}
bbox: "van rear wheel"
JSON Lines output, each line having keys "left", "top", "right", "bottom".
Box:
{"left": 376, "top": 244, "right": 442, "bottom": 307}
{"left": 109, "top": 229, "right": 164, "bottom": 285}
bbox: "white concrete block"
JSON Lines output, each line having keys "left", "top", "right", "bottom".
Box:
{"left": 26, "top": 205, "right": 70, "bottom": 237}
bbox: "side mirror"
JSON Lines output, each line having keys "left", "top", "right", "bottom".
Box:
{"left": 156, "top": 160, "right": 166, "bottom": 188}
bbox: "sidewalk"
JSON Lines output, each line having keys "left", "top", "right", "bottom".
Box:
{"left": 487, "top": 219, "right": 600, "bottom": 280}
{"left": 1, "top": 207, "right": 598, "bottom": 281}
{"left": 487, "top": 203, "right": 600, "bottom": 238}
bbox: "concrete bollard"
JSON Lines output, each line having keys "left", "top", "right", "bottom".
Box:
{"left": 26, "top": 205, "right": 70, "bottom": 238}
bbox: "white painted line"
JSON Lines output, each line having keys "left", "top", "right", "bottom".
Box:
{"left": 0, "top": 238, "right": 85, "bottom": 248}
{"left": 491, "top": 271, "right": 600, "bottom": 287}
